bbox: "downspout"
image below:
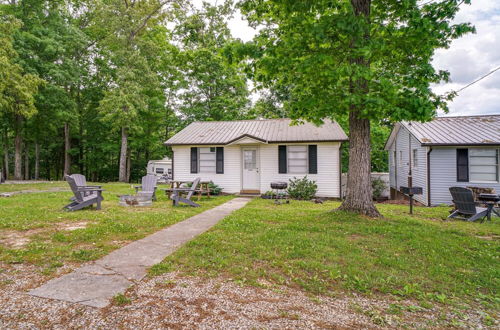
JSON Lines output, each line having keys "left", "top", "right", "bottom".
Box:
{"left": 171, "top": 149, "right": 175, "bottom": 181}
{"left": 339, "top": 143, "right": 343, "bottom": 199}
{"left": 427, "top": 147, "right": 433, "bottom": 206}
{"left": 394, "top": 139, "right": 398, "bottom": 194}
{"left": 408, "top": 126, "right": 412, "bottom": 188}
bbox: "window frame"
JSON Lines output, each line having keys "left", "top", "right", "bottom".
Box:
{"left": 198, "top": 147, "right": 217, "bottom": 173}
{"left": 287, "top": 145, "right": 308, "bottom": 174}
{"left": 468, "top": 148, "right": 499, "bottom": 183}
{"left": 412, "top": 149, "right": 418, "bottom": 168}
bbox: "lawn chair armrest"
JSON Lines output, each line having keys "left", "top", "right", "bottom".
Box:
{"left": 77, "top": 187, "right": 104, "bottom": 192}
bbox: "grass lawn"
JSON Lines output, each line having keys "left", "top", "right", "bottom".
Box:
{"left": 151, "top": 198, "right": 500, "bottom": 311}
{"left": 0, "top": 182, "right": 233, "bottom": 272}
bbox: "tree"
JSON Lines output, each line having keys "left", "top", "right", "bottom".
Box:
{"left": 174, "top": 1, "right": 250, "bottom": 123}
{"left": 92, "top": 0, "right": 180, "bottom": 182}
{"left": 0, "top": 15, "right": 43, "bottom": 180}
{"left": 240, "top": 0, "right": 474, "bottom": 216}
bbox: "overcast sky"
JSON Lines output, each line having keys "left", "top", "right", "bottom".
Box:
{"left": 194, "top": 0, "right": 500, "bottom": 117}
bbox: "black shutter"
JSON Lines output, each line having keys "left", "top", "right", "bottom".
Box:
{"left": 278, "top": 145, "right": 287, "bottom": 173}
{"left": 190, "top": 147, "right": 198, "bottom": 173}
{"left": 216, "top": 147, "right": 224, "bottom": 174}
{"left": 457, "top": 149, "right": 468, "bottom": 182}
{"left": 308, "top": 145, "right": 318, "bottom": 174}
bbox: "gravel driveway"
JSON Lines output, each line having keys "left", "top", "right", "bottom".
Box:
{"left": 0, "top": 264, "right": 494, "bottom": 329}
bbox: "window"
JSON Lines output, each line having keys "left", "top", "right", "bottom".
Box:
{"left": 469, "top": 148, "right": 499, "bottom": 182}
{"left": 456, "top": 149, "right": 469, "bottom": 182}
{"left": 287, "top": 145, "right": 308, "bottom": 173}
{"left": 199, "top": 147, "right": 216, "bottom": 173}
{"left": 155, "top": 168, "right": 164, "bottom": 174}
{"left": 399, "top": 150, "right": 403, "bottom": 164}
{"left": 412, "top": 149, "right": 418, "bottom": 167}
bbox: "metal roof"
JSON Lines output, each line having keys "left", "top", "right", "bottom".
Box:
{"left": 386, "top": 115, "right": 500, "bottom": 148}
{"left": 165, "top": 118, "right": 348, "bottom": 145}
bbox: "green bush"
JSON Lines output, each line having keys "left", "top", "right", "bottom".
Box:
{"left": 208, "top": 182, "right": 222, "bottom": 195}
{"left": 372, "top": 177, "right": 386, "bottom": 199}
{"left": 287, "top": 176, "right": 318, "bottom": 200}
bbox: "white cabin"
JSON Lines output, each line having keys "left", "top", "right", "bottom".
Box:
{"left": 165, "top": 119, "right": 348, "bottom": 197}
{"left": 385, "top": 115, "right": 500, "bottom": 206}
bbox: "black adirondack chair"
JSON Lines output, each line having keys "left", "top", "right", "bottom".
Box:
{"left": 64, "top": 175, "right": 104, "bottom": 211}
{"left": 134, "top": 174, "right": 158, "bottom": 201}
{"left": 171, "top": 177, "right": 201, "bottom": 207}
{"left": 448, "top": 187, "right": 489, "bottom": 222}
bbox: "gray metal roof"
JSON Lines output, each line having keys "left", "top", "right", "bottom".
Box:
{"left": 387, "top": 115, "right": 500, "bottom": 148}
{"left": 165, "top": 118, "right": 348, "bottom": 145}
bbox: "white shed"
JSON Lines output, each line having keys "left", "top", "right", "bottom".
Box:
{"left": 165, "top": 119, "right": 348, "bottom": 197}
{"left": 385, "top": 115, "right": 500, "bottom": 206}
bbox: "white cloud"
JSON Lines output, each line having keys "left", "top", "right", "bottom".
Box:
{"left": 432, "top": 0, "right": 500, "bottom": 116}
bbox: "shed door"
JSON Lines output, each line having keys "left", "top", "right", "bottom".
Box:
{"left": 242, "top": 147, "right": 260, "bottom": 191}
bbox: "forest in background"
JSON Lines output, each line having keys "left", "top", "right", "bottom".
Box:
{"left": 0, "top": 0, "right": 390, "bottom": 183}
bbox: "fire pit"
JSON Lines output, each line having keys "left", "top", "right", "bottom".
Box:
{"left": 119, "top": 194, "right": 153, "bottom": 207}
{"left": 270, "top": 181, "right": 289, "bottom": 204}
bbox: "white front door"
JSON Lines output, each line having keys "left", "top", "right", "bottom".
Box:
{"left": 242, "top": 147, "right": 260, "bottom": 191}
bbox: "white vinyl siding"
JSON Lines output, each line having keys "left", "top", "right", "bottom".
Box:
{"left": 469, "top": 148, "right": 499, "bottom": 182}
{"left": 429, "top": 147, "right": 500, "bottom": 205}
{"left": 287, "top": 145, "right": 308, "bottom": 174}
{"left": 388, "top": 125, "right": 428, "bottom": 205}
{"left": 172, "top": 142, "right": 341, "bottom": 197}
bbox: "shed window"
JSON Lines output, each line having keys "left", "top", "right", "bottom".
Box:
{"left": 287, "top": 145, "right": 308, "bottom": 173}
{"left": 456, "top": 149, "right": 469, "bottom": 182}
{"left": 469, "top": 149, "right": 499, "bottom": 182}
{"left": 155, "top": 168, "right": 164, "bottom": 174}
{"left": 412, "top": 149, "right": 418, "bottom": 167}
{"left": 199, "top": 147, "right": 216, "bottom": 173}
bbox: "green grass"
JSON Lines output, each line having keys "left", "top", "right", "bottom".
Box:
{"left": 151, "top": 198, "right": 500, "bottom": 309}
{"left": 0, "top": 182, "right": 233, "bottom": 268}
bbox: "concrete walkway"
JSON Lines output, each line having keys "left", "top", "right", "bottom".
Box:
{"left": 29, "top": 197, "right": 251, "bottom": 308}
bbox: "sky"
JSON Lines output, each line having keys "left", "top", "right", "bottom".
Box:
{"left": 194, "top": 0, "right": 500, "bottom": 117}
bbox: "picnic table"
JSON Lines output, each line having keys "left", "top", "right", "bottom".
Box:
{"left": 478, "top": 193, "right": 500, "bottom": 222}
{"left": 163, "top": 180, "right": 212, "bottom": 200}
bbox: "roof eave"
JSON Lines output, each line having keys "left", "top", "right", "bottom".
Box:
{"left": 421, "top": 143, "right": 500, "bottom": 147}
{"left": 165, "top": 139, "right": 348, "bottom": 146}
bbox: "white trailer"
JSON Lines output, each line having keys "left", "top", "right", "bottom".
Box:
{"left": 147, "top": 157, "right": 172, "bottom": 181}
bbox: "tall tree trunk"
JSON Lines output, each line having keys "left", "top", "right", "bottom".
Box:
{"left": 34, "top": 142, "right": 40, "bottom": 180}
{"left": 24, "top": 142, "right": 29, "bottom": 180}
{"left": 126, "top": 148, "right": 131, "bottom": 182}
{"left": 14, "top": 115, "right": 23, "bottom": 180}
{"left": 64, "top": 122, "right": 71, "bottom": 176}
{"left": 3, "top": 128, "right": 8, "bottom": 180}
{"left": 119, "top": 127, "right": 128, "bottom": 182}
{"left": 338, "top": 0, "right": 380, "bottom": 217}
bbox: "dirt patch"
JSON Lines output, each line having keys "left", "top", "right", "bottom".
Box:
{"left": 59, "top": 221, "right": 89, "bottom": 231}
{"left": 347, "top": 234, "right": 366, "bottom": 241}
{"left": 0, "top": 187, "right": 70, "bottom": 197}
{"left": 0, "top": 229, "right": 46, "bottom": 248}
{"left": 0, "top": 221, "right": 90, "bottom": 248}
{"left": 476, "top": 235, "right": 500, "bottom": 241}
